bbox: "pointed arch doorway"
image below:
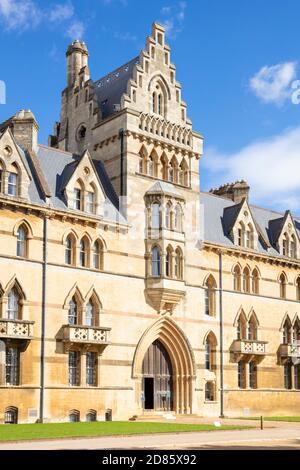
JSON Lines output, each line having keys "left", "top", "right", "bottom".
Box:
{"left": 142, "top": 340, "right": 173, "bottom": 411}
{"left": 133, "top": 318, "right": 196, "bottom": 414}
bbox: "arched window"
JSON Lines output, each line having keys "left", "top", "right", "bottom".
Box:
{"left": 165, "top": 204, "right": 171, "bottom": 229}
{"left": 4, "top": 406, "right": 18, "bottom": 424}
{"left": 86, "top": 188, "right": 95, "bottom": 214}
{"left": 291, "top": 235, "right": 297, "bottom": 259}
{"left": 79, "top": 238, "right": 89, "bottom": 267}
{"left": 233, "top": 265, "right": 241, "bottom": 291}
{"left": 68, "top": 297, "right": 78, "bottom": 325}
{"left": 7, "top": 164, "right": 18, "bottom": 197}
{"left": 237, "top": 222, "right": 245, "bottom": 247}
{"left": 16, "top": 225, "right": 28, "bottom": 258}
{"left": 65, "top": 234, "right": 75, "bottom": 265}
{"left": 139, "top": 154, "right": 144, "bottom": 173}
{"left": 174, "top": 204, "right": 182, "bottom": 232}
{"left": 151, "top": 246, "right": 161, "bottom": 277}
{"left": 279, "top": 273, "right": 287, "bottom": 299}
{"left": 151, "top": 203, "right": 161, "bottom": 229}
{"left": 152, "top": 92, "right": 157, "bottom": 113}
{"left": 167, "top": 164, "right": 174, "bottom": 183}
{"left": 92, "top": 240, "right": 103, "bottom": 270}
{"left": 86, "top": 410, "right": 97, "bottom": 422}
{"left": 73, "top": 181, "right": 83, "bottom": 210}
{"left": 252, "top": 268, "right": 259, "bottom": 294}
{"left": 248, "top": 314, "right": 258, "bottom": 341}
{"left": 86, "top": 300, "right": 95, "bottom": 326}
{"left": 283, "top": 317, "right": 292, "bottom": 344}
{"left": 7, "top": 288, "right": 20, "bottom": 320}
{"left": 242, "top": 267, "right": 251, "bottom": 293}
{"left": 69, "top": 410, "right": 80, "bottom": 422}
{"left": 204, "top": 333, "right": 217, "bottom": 371}
{"left": 237, "top": 312, "right": 247, "bottom": 340}
{"left": 297, "top": 277, "right": 300, "bottom": 301}
{"left": 204, "top": 275, "right": 217, "bottom": 316}
{"left": 293, "top": 317, "right": 300, "bottom": 342}
{"left": 165, "top": 246, "right": 172, "bottom": 277}
{"left": 246, "top": 224, "right": 254, "bottom": 249}
{"left": 282, "top": 233, "right": 289, "bottom": 257}
{"left": 158, "top": 93, "right": 163, "bottom": 115}
{"left": 179, "top": 159, "right": 189, "bottom": 186}
{"left": 174, "top": 247, "right": 183, "bottom": 280}
{"left": 147, "top": 156, "right": 154, "bottom": 176}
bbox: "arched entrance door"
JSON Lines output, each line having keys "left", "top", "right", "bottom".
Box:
{"left": 142, "top": 340, "right": 173, "bottom": 411}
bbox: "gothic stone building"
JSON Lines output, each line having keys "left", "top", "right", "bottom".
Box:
{"left": 0, "top": 23, "right": 300, "bottom": 424}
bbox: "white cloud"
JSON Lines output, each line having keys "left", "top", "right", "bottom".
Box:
{"left": 0, "top": 0, "right": 41, "bottom": 31}
{"left": 249, "top": 62, "right": 297, "bottom": 105}
{"left": 48, "top": 3, "right": 74, "bottom": 23}
{"left": 0, "top": 0, "right": 84, "bottom": 38}
{"left": 66, "top": 20, "right": 85, "bottom": 39}
{"left": 203, "top": 126, "right": 300, "bottom": 211}
{"left": 160, "top": 1, "right": 187, "bottom": 39}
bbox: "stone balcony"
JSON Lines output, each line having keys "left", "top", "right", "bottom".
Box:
{"left": 230, "top": 339, "right": 267, "bottom": 361}
{"left": 62, "top": 324, "right": 111, "bottom": 352}
{"left": 0, "top": 319, "right": 34, "bottom": 350}
{"left": 278, "top": 343, "right": 300, "bottom": 363}
{"left": 145, "top": 277, "right": 186, "bottom": 313}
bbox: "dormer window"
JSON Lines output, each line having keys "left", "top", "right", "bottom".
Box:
{"left": 73, "top": 187, "right": 82, "bottom": 210}
{"left": 246, "top": 224, "right": 254, "bottom": 249}
{"left": 237, "top": 223, "right": 244, "bottom": 247}
{"left": 282, "top": 233, "right": 289, "bottom": 256}
{"left": 8, "top": 166, "right": 18, "bottom": 196}
{"left": 291, "top": 235, "right": 297, "bottom": 258}
{"left": 86, "top": 191, "right": 95, "bottom": 214}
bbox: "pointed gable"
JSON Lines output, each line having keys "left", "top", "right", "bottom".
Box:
{"left": 64, "top": 150, "right": 107, "bottom": 215}
{"left": 0, "top": 127, "right": 32, "bottom": 199}
{"left": 224, "top": 198, "right": 269, "bottom": 249}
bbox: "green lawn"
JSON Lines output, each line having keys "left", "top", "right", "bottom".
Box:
{"left": 238, "top": 416, "right": 300, "bottom": 422}
{"left": 0, "top": 421, "right": 251, "bottom": 442}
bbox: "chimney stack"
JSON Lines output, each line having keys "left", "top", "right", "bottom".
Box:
{"left": 10, "top": 110, "right": 39, "bottom": 151}
{"left": 210, "top": 180, "right": 250, "bottom": 203}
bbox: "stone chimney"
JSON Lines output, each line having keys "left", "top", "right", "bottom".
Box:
{"left": 66, "top": 39, "right": 89, "bottom": 87}
{"left": 210, "top": 180, "right": 250, "bottom": 203}
{"left": 10, "top": 110, "right": 39, "bottom": 151}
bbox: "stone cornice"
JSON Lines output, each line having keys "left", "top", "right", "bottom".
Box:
{"left": 203, "top": 240, "right": 300, "bottom": 269}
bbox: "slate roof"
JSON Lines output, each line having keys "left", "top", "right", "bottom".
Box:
{"left": 13, "top": 144, "right": 126, "bottom": 224}
{"left": 200, "top": 191, "right": 300, "bottom": 257}
{"left": 93, "top": 56, "right": 139, "bottom": 119}
{"left": 146, "top": 181, "right": 184, "bottom": 198}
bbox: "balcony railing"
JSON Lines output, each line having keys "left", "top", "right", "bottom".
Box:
{"left": 278, "top": 343, "right": 300, "bottom": 358}
{"left": 0, "top": 319, "right": 34, "bottom": 340}
{"left": 62, "top": 325, "right": 111, "bottom": 346}
{"left": 231, "top": 339, "right": 267, "bottom": 355}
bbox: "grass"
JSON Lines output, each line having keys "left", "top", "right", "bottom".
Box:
{"left": 0, "top": 421, "right": 252, "bottom": 442}
{"left": 237, "top": 416, "right": 300, "bottom": 422}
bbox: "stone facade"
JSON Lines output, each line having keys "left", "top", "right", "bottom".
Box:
{"left": 0, "top": 23, "right": 299, "bottom": 424}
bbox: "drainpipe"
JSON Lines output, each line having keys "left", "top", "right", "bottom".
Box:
{"left": 119, "top": 128, "right": 124, "bottom": 199}
{"left": 39, "top": 214, "right": 48, "bottom": 422}
{"left": 219, "top": 250, "right": 225, "bottom": 418}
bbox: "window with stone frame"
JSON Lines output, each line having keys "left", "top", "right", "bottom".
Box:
{"left": 6, "top": 347, "right": 20, "bottom": 386}
{"left": 204, "top": 381, "right": 215, "bottom": 402}
{"left": 249, "top": 361, "right": 257, "bottom": 389}
{"left": 86, "top": 352, "right": 97, "bottom": 386}
{"left": 238, "top": 361, "right": 246, "bottom": 389}
{"left": 68, "top": 351, "right": 80, "bottom": 386}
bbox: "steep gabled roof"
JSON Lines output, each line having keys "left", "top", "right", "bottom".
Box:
{"left": 200, "top": 191, "right": 300, "bottom": 256}
{"left": 93, "top": 56, "right": 140, "bottom": 119}
{"left": 268, "top": 210, "right": 300, "bottom": 245}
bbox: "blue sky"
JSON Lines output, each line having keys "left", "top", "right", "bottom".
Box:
{"left": 1, "top": 0, "right": 300, "bottom": 213}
